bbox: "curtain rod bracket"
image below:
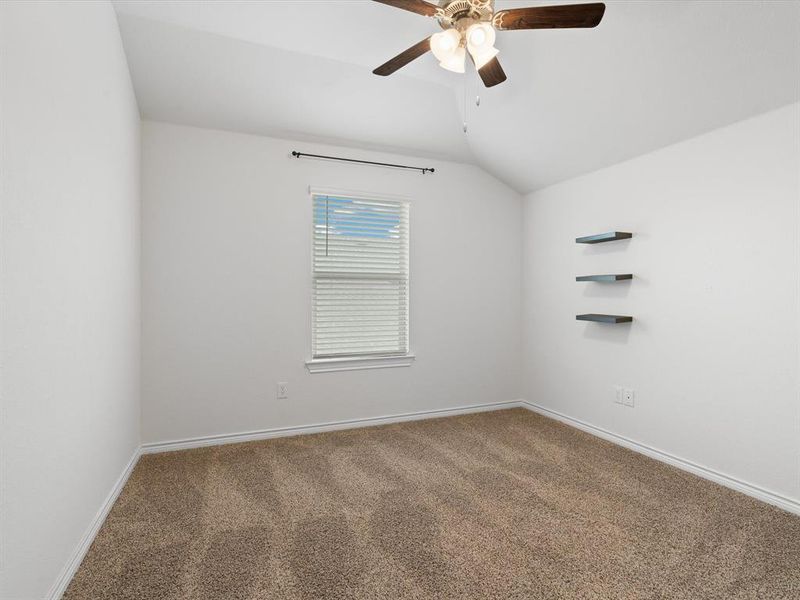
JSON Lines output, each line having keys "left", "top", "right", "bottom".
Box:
{"left": 291, "top": 151, "right": 434, "bottom": 175}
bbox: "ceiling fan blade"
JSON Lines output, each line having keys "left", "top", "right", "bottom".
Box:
{"left": 494, "top": 3, "right": 606, "bottom": 30}
{"left": 372, "top": 0, "right": 440, "bottom": 18}
{"left": 477, "top": 57, "right": 507, "bottom": 88}
{"left": 373, "top": 37, "right": 432, "bottom": 76}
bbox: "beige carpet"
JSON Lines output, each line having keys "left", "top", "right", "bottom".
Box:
{"left": 65, "top": 408, "right": 800, "bottom": 599}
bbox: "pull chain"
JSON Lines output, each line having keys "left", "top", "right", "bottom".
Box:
{"left": 463, "top": 72, "right": 468, "bottom": 133}
{"left": 463, "top": 67, "right": 482, "bottom": 135}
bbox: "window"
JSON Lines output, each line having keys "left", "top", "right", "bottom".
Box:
{"left": 307, "top": 191, "right": 412, "bottom": 372}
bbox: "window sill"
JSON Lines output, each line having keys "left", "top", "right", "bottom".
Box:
{"left": 305, "top": 354, "right": 416, "bottom": 374}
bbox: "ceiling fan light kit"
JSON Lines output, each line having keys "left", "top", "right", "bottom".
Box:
{"left": 373, "top": 0, "right": 606, "bottom": 87}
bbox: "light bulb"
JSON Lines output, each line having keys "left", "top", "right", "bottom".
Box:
{"left": 466, "top": 23, "right": 496, "bottom": 53}
{"left": 430, "top": 29, "right": 462, "bottom": 62}
{"left": 439, "top": 46, "right": 466, "bottom": 73}
{"left": 468, "top": 27, "right": 487, "bottom": 48}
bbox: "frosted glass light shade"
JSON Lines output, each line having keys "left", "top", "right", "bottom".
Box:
{"left": 439, "top": 46, "right": 466, "bottom": 73}
{"left": 470, "top": 45, "right": 499, "bottom": 70}
{"left": 430, "top": 29, "right": 462, "bottom": 62}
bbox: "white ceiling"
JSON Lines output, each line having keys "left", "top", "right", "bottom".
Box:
{"left": 113, "top": 0, "right": 800, "bottom": 193}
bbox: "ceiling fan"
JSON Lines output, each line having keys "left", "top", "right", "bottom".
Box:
{"left": 372, "top": 0, "right": 606, "bottom": 87}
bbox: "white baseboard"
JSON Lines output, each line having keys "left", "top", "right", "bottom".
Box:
{"left": 142, "top": 400, "right": 525, "bottom": 455}
{"left": 520, "top": 400, "right": 800, "bottom": 517}
{"left": 46, "top": 447, "right": 141, "bottom": 600}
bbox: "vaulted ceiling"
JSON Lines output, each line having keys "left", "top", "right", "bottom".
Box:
{"left": 113, "top": 0, "right": 800, "bottom": 193}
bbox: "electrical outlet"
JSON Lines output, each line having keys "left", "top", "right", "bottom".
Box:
{"left": 623, "top": 388, "right": 635, "bottom": 407}
{"left": 277, "top": 382, "right": 288, "bottom": 400}
{"left": 614, "top": 386, "right": 624, "bottom": 404}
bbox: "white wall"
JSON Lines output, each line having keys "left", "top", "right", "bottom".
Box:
{"left": 141, "top": 121, "right": 523, "bottom": 444}
{"left": 522, "top": 103, "right": 800, "bottom": 503}
{"left": 0, "top": 2, "right": 141, "bottom": 598}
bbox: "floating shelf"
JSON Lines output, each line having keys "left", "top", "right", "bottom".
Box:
{"left": 576, "top": 231, "right": 632, "bottom": 244}
{"left": 576, "top": 274, "right": 633, "bottom": 282}
{"left": 576, "top": 314, "right": 633, "bottom": 324}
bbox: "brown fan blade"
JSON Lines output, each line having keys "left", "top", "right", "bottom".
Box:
{"left": 373, "top": 37, "right": 432, "bottom": 76}
{"left": 372, "top": 0, "right": 439, "bottom": 18}
{"left": 477, "top": 57, "right": 507, "bottom": 88}
{"left": 494, "top": 3, "right": 605, "bottom": 30}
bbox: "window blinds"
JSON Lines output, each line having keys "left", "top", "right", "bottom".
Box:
{"left": 312, "top": 194, "right": 409, "bottom": 359}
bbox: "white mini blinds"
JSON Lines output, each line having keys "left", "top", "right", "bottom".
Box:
{"left": 312, "top": 193, "right": 410, "bottom": 359}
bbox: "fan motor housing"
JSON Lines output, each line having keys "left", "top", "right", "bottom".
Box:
{"left": 438, "top": 0, "right": 494, "bottom": 29}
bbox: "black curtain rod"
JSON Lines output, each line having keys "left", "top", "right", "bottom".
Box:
{"left": 291, "top": 151, "right": 435, "bottom": 175}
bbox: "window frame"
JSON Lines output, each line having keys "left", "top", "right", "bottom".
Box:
{"left": 305, "top": 186, "right": 415, "bottom": 373}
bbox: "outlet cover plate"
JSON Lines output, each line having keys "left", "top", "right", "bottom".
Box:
{"left": 277, "top": 382, "right": 288, "bottom": 399}
{"left": 623, "top": 388, "right": 635, "bottom": 407}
